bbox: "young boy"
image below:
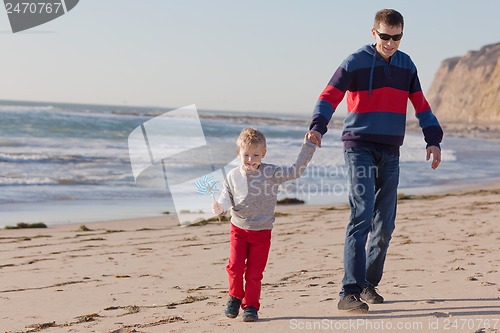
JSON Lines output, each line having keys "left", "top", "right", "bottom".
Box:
{"left": 213, "top": 128, "right": 317, "bottom": 322}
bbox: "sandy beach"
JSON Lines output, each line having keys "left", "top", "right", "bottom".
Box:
{"left": 1, "top": 184, "right": 499, "bottom": 333}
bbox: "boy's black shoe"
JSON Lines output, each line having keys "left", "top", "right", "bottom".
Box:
{"left": 337, "top": 294, "right": 369, "bottom": 313}
{"left": 361, "top": 285, "right": 384, "bottom": 304}
{"left": 242, "top": 306, "right": 258, "bottom": 322}
{"left": 225, "top": 296, "right": 241, "bottom": 318}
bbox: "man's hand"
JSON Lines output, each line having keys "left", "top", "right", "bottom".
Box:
{"left": 306, "top": 130, "right": 322, "bottom": 147}
{"left": 426, "top": 146, "right": 441, "bottom": 170}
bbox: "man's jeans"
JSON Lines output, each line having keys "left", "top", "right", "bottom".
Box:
{"left": 340, "top": 147, "right": 399, "bottom": 298}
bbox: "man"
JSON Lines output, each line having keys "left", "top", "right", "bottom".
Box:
{"left": 306, "top": 9, "right": 443, "bottom": 313}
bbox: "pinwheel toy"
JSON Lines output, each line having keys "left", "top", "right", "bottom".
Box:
{"left": 194, "top": 175, "right": 222, "bottom": 223}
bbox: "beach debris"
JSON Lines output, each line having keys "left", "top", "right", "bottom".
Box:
{"left": 4, "top": 222, "right": 47, "bottom": 229}
{"left": 75, "top": 313, "right": 101, "bottom": 323}
{"left": 451, "top": 266, "right": 465, "bottom": 271}
{"left": 25, "top": 321, "right": 57, "bottom": 329}
{"left": 277, "top": 197, "right": 304, "bottom": 205}
{"left": 79, "top": 225, "right": 92, "bottom": 231}
{"left": 110, "top": 316, "right": 186, "bottom": 332}
{"left": 187, "top": 214, "right": 230, "bottom": 226}
{"left": 186, "top": 285, "right": 211, "bottom": 292}
{"left": 126, "top": 305, "right": 141, "bottom": 314}
{"left": 320, "top": 297, "right": 335, "bottom": 302}
{"left": 481, "top": 281, "right": 496, "bottom": 286}
{"left": 431, "top": 311, "right": 451, "bottom": 318}
{"left": 109, "top": 328, "right": 142, "bottom": 333}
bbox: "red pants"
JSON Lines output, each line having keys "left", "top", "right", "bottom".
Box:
{"left": 226, "top": 223, "right": 272, "bottom": 311}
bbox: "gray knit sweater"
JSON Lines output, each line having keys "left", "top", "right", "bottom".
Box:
{"left": 218, "top": 140, "right": 316, "bottom": 230}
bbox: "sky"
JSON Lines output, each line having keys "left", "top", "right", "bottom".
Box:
{"left": 1, "top": 0, "right": 500, "bottom": 115}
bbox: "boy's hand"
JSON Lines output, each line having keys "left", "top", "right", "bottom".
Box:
{"left": 306, "top": 130, "right": 322, "bottom": 147}
{"left": 212, "top": 202, "right": 224, "bottom": 215}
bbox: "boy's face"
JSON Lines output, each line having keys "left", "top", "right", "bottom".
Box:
{"left": 372, "top": 22, "right": 403, "bottom": 60}
{"left": 238, "top": 144, "right": 266, "bottom": 171}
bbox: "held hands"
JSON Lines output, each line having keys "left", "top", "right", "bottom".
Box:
{"left": 212, "top": 202, "right": 224, "bottom": 215}
{"left": 426, "top": 146, "right": 441, "bottom": 170}
{"left": 306, "top": 130, "right": 322, "bottom": 147}
{"left": 306, "top": 131, "right": 442, "bottom": 169}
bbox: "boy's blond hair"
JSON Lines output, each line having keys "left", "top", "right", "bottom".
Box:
{"left": 236, "top": 128, "right": 266, "bottom": 152}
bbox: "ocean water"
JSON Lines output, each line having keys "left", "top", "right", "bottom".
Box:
{"left": 1, "top": 100, "right": 499, "bottom": 226}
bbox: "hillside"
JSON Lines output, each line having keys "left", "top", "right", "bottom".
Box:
{"left": 426, "top": 42, "right": 500, "bottom": 124}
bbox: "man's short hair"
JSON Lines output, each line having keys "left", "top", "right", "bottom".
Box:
{"left": 374, "top": 9, "right": 404, "bottom": 30}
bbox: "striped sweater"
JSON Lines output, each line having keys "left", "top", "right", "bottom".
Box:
{"left": 310, "top": 44, "right": 443, "bottom": 152}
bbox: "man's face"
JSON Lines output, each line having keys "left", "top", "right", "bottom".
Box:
{"left": 372, "top": 22, "right": 403, "bottom": 60}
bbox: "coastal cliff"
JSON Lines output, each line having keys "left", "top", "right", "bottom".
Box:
{"left": 426, "top": 42, "right": 500, "bottom": 124}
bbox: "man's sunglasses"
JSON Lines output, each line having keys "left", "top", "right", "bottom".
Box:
{"left": 375, "top": 30, "right": 403, "bottom": 41}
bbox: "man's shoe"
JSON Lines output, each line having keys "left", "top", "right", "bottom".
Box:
{"left": 242, "top": 306, "right": 258, "bottom": 322}
{"left": 337, "top": 294, "right": 369, "bottom": 313}
{"left": 361, "top": 285, "right": 384, "bottom": 304}
{"left": 224, "top": 296, "right": 241, "bottom": 318}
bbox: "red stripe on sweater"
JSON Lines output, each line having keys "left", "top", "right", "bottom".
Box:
{"left": 409, "top": 91, "right": 431, "bottom": 113}
{"left": 346, "top": 88, "right": 409, "bottom": 114}
{"left": 318, "top": 85, "right": 345, "bottom": 108}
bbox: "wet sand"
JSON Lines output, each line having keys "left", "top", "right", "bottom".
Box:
{"left": 1, "top": 185, "right": 499, "bottom": 333}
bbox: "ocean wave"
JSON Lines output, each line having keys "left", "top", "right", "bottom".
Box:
{"left": 199, "top": 112, "right": 324, "bottom": 129}
{"left": 0, "top": 177, "right": 58, "bottom": 186}
{"left": 0, "top": 101, "right": 497, "bottom": 220}
{"left": 0, "top": 175, "right": 133, "bottom": 186}
{"left": 0, "top": 104, "right": 55, "bottom": 112}
{"left": 0, "top": 152, "right": 54, "bottom": 163}
{"left": 0, "top": 139, "right": 23, "bottom": 147}
{"left": 0, "top": 100, "right": 323, "bottom": 129}
{"left": 0, "top": 152, "right": 113, "bottom": 164}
